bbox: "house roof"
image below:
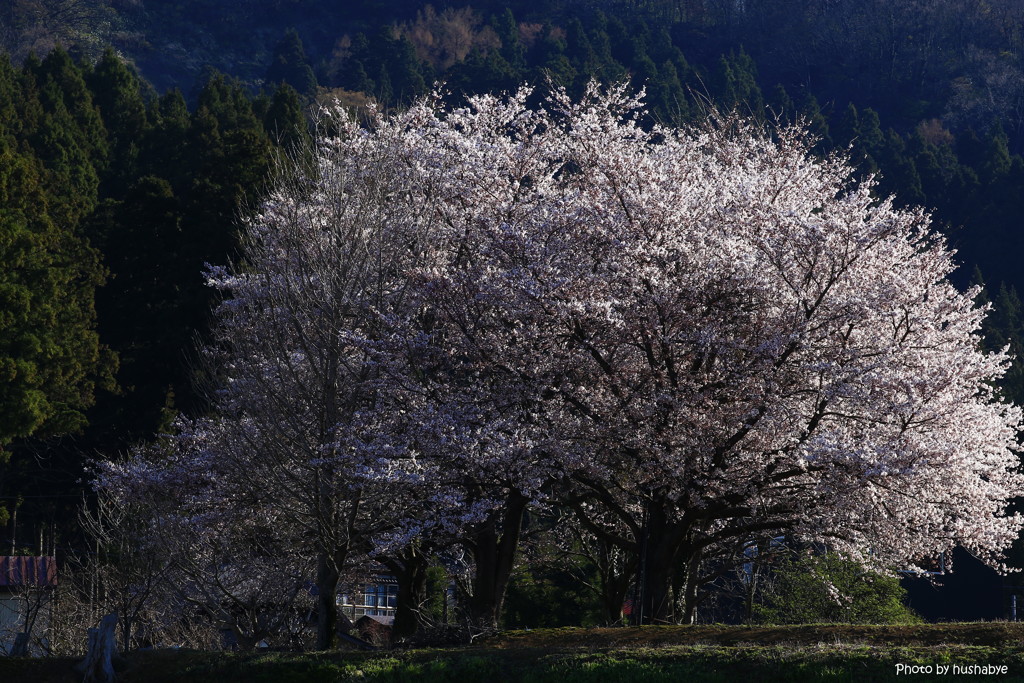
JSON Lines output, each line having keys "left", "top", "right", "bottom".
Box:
{"left": 0, "top": 556, "right": 57, "bottom": 588}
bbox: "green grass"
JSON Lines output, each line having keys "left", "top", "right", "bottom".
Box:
{"left": 6, "top": 624, "right": 1024, "bottom": 682}
{"left": 115, "top": 645, "right": 1024, "bottom": 682}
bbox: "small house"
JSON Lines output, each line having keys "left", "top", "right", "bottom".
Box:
{"left": 339, "top": 574, "right": 398, "bottom": 625}
{"left": 0, "top": 556, "right": 57, "bottom": 656}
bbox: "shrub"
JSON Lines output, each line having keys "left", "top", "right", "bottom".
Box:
{"left": 753, "top": 552, "right": 921, "bottom": 624}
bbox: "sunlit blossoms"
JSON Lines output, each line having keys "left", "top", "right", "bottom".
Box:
{"left": 97, "top": 82, "right": 1023, "bottom": 638}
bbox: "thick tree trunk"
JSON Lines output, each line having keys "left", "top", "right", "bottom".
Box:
{"left": 596, "top": 540, "right": 635, "bottom": 625}
{"left": 638, "top": 548, "right": 677, "bottom": 624}
{"left": 467, "top": 490, "right": 528, "bottom": 631}
{"left": 573, "top": 489, "right": 702, "bottom": 626}
{"left": 635, "top": 504, "right": 680, "bottom": 624}
{"left": 385, "top": 547, "right": 430, "bottom": 642}
{"left": 635, "top": 501, "right": 714, "bottom": 625}
{"left": 601, "top": 571, "right": 633, "bottom": 625}
{"left": 315, "top": 551, "right": 340, "bottom": 650}
{"left": 598, "top": 561, "right": 630, "bottom": 626}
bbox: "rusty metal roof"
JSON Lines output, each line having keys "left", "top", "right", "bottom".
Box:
{"left": 0, "top": 556, "right": 57, "bottom": 588}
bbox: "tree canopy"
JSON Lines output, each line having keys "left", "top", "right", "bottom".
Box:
{"left": 99, "top": 84, "right": 1023, "bottom": 643}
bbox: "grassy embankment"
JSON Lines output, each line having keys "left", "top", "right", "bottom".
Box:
{"left": 4, "top": 624, "right": 1024, "bottom": 682}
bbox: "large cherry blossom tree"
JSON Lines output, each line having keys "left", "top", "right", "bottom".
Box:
{"left": 525, "top": 87, "right": 1024, "bottom": 623}
{"left": 99, "top": 82, "right": 1023, "bottom": 638}
{"left": 397, "top": 84, "right": 1023, "bottom": 624}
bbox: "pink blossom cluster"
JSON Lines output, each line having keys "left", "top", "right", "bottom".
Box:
{"left": 96, "top": 82, "right": 1023, "bottom": 627}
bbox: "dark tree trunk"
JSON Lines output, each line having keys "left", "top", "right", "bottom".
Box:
{"left": 595, "top": 537, "right": 636, "bottom": 625}
{"left": 635, "top": 503, "right": 680, "bottom": 624}
{"left": 638, "top": 546, "right": 678, "bottom": 624}
{"left": 678, "top": 546, "right": 703, "bottom": 625}
{"left": 119, "top": 609, "right": 134, "bottom": 654}
{"left": 601, "top": 569, "right": 634, "bottom": 625}
{"left": 385, "top": 546, "right": 430, "bottom": 642}
{"left": 315, "top": 551, "right": 340, "bottom": 650}
{"left": 466, "top": 489, "right": 528, "bottom": 631}
{"left": 572, "top": 487, "right": 706, "bottom": 626}
{"left": 635, "top": 502, "right": 710, "bottom": 625}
